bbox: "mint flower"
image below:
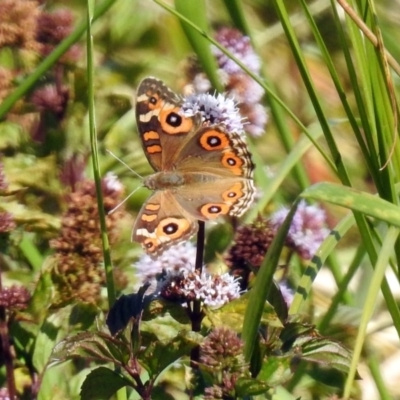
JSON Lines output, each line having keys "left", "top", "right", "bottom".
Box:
{"left": 270, "top": 200, "right": 330, "bottom": 260}
{"left": 181, "top": 92, "right": 245, "bottom": 135}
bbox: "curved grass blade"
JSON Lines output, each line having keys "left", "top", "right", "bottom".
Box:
{"left": 302, "top": 182, "right": 400, "bottom": 227}
{"left": 174, "top": 0, "right": 221, "bottom": 91}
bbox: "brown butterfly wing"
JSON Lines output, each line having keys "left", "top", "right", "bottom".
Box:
{"left": 132, "top": 190, "right": 198, "bottom": 258}
{"left": 135, "top": 77, "right": 202, "bottom": 171}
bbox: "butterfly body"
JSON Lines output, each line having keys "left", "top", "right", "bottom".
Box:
{"left": 133, "top": 77, "right": 256, "bottom": 257}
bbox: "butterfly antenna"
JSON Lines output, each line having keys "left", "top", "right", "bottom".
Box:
{"left": 108, "top": 185, "right": 142, "bottom": 215}
{"left": 106, "top": 149, "right": 143, "bottom": 180}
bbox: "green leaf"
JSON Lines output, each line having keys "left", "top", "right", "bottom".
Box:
{"left": 302, "top": 182, "right": 400, "bottom": 227}
{"left": 50, "top": 332, "right": 130, "bottom": 367}
{"left": 80, "top": 367, "right": 132, "bottom": 400}
{"left": 140, "top": 331, "right": 202, "bottom": 377}
{"left": 235, "top": 377, "right": 270, "bottom": 396}
{"left": 33, "top": 319, "right": 60, "bottom": 373}
{"left": 141, "top": 311, "right": 191, "bottom": 340}
{"left": 294, "top": 336, "right": 352, "bottom": 374}
{"left": 256, "top": 356, "right": 293, "bottom": 387}
{"left": 205, "top": 292, "right": 283, "bottom": 332}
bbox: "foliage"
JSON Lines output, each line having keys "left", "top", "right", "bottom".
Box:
{"left": 0, "top": 0, "right": 399, "bottom": 399}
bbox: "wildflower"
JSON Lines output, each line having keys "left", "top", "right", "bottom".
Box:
{"left": 134, "top": 241, "right": 197, "bottom": 289}
{"left": 0, "top": 0, "right": 41, "bottom": 52}
{"left": 200, "top": 327, "right": 248, "bottom": 399}
{"left": 212, "top": 28, "right": 261, "bottom": 75}
{"left": 200, "top": 327, "right": 245, "bottom": 369}
{"left": 31, "top": 84, "right": 69, "bottom": 117}
{"left": 185, "top": 27, "right": 268, "bottom": 137}
{"left": 135, "top": 241, "right": 241, "bottom": 308}
{"left": 36, "top": 9, "right": 74, "bottom": 44}
{"left": 0, "top": 212, "right": 15, "bottom": 233}
{"left": 156, "top": 268, "right": 240, "bottom": 308}
{"left": 50, "top": 174, "right": 125, "bottom": 306}
{"left": 0, "top": 286, "right": 30, "bottom": 310}
{"left": 240, "top": 103, "right": 268, "bottom": 137}
{"left": 0, "top": 162, "right": 9, "bottom": 192}
{"left": 36, "top": 9, "right": 81, "bottom": 63}
{"left": 225, "top": 216, "right": 275, "bottom": 288}
{"left": 0, "top": 387, "right": 11, "bottom": 400}
{"left": 270, "top": 200, "right": 330, "bottom": 260}
{"left": 59, "top": 154, "right": 88, "bottom": 191}
{"left": 181, "top": 93, "right": 245, "bottom": 135}
{"left": 178, "top": 270, "right": 241, "bottom": 308}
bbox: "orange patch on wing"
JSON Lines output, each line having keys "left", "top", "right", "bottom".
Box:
{"left": 143, "top": 238, "right": 158, "bottom": 253}
{"left": 199, "top": 130, "right": 230, "bottom": 151}
{"left": 222, "top": 183, "right": 243, "bottom": 202}
{"left": 141, "top": 214, "right": 157, "bottom": 222}
{"left": 200, "top": 203, "right": 230, "bottom": 219}
{"left": 146, "top": 144, "right": 162, "bottom": 154}
{"left": 155, "top": 217, "right": 191, "bottom": 239}
{"left": 221, "top": 152, "right": 243, "bottom": 176}
{"left": 159, "top": 108, "right": 193, "bottom": 135}
{"left": 145, "top": 203, "right": 161, "bottom": 211}
{"left": 143, "top": 131, "right": 160, "bottom": 141}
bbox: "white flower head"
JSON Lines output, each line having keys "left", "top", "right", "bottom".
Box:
{"left": 134, "top": 242, "right": 197, "bottom": 290}
{"left": 181, "top": 92, "right": 245, "bottom": 135}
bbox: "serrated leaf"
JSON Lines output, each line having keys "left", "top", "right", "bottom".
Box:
{"left": 80, "top": 367, "right": 132, "bottom": 400}
{"left": 50, "top": 332, "right": 130, "bottom": 367}
{"left": 295, "top": 337, "right": 352, "bottom": 374}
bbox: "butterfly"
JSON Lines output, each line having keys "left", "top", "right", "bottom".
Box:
{"left": 132, "top": 77, "right": 256, "bottom": 258}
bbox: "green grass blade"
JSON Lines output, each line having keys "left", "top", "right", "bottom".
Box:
{"left": 86, "top": 0, "right": 116, "bottom": 309}
{"left": 343, "top": 226, "right": 399, "bottom": 399}
{"left": 273, "top": 0, "right": 350, "bottom": 186}
{"left": 174, "top": 0, "right": 221, "bottom": 91}
{"left": 289, "top": 211, "right": 356, "bottom": 315}
{"left": 302, "top": 182, "right": 400, "bottom": 227}
{"left": 248, "top": 128, "right": 323, "bottom": 221}
{"left": 222, "top": 0, "right": 250, "bottom": 34}
{"left": 243, "top": 202, "right": 299, "bottom": 361}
